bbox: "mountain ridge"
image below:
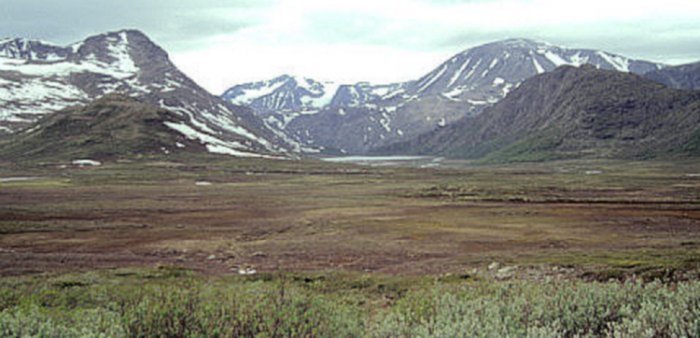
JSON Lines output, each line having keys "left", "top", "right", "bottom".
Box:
{"left": 0, "top": 94, "right": 277, "bottom": 161}
{"left": 645, "top": 61, "right": 700, "bottom": 90}
{"left": 222, "top": 38, "right": 666, "bottom": 154}
{"left": 376, "top": 65, "right": 700, "bottom": 162}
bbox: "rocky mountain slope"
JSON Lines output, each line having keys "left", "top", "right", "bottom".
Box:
{"left": 378, "top": 65, "right": 700, "bottom": 162}
{"left": 0, "top": 95, "right": 271, "bottom": 161}
{"left": 223, "top": 39, "right": 664, "bottom": 154}
{"left": 645, "top": 61, "right": 700, "bottom": 90}
{"left": 0, "top": 30, "right": 289, "bottom": 157}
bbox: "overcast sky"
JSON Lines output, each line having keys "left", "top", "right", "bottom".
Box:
{"left": 2, "top": 0, "right": 700, "bottom": 93}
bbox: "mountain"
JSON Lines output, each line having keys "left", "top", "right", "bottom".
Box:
{"left": 645, "top": 61, "right": 700, "bottom": 90}
{"left": 222, "top": 38, "right": 665, "bottom": 154}
{"left": 0, "top": 94, "right": 266, "bottom": 160}
{"left": 328, "top": 82, "right": 404, "bottom": 108}
{"left": 222, "top": 74, "right": 338, "bottom": 113}
{"left": 402, "top": 38, "right": 661, "bottom": 98}
{"left": 220, "top": 75, "right": 340, "bottom": 152}
{"left": 378, "top": 65, "right": 700, "bottom": 162}
{"left": 0, "top": 38, "right": 72, "bottom": 61}
{"left": 0, "top": 30, "right": 289, "bottom": 157}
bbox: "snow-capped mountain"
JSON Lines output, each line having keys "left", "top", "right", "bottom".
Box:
{"left": 221, "top": 38, "right": 665, "bottom": 154}
{"left": 0, "top": 38, "right": 72, "bottom": 61}
{"left": 328, "top": 82, "right": 405, "bottom": 108}
{"left": 221, "top": 75, "right": 343, "bottom": 152}
{"left": 404, "top": 38, "right": 662, "bottom": 100}
{"left": 0, "top": 30, "right": 289, "bottom": 157}
{"left": 223, "top": 75, "right": 338, "bottom": 113}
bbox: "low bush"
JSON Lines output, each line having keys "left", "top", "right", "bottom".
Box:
{"left": 1, "top": 272, "right": 699, "bottom": 337}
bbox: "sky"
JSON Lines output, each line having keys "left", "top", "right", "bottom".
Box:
{"left": 2, "top": 0, "right": 700, "bottom": 93}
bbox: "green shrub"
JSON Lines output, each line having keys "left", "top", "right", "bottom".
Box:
{"left": 0, "top": 273, "right": 699, "bottom": 337}
{"left": 369, "top": 281, "right": 700, "bottom": 337}
{"left": 0, "top": 305, "right": 124, "bottom": 337}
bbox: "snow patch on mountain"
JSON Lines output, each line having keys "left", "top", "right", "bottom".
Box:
{"left": 417, "top": 65, "right": 447, "bottom": 93}
{"left": 104, "top": 31, "right": 139, "bottom": 74}
{"left": 532, "top": 58, "right": 545, "bottom": 74}
{"left": 164, "top": 121, "right": 260, "bottom": 157}
{"left": 542, "top": 51, "right": 568, "bottom": 67}
{"left": 0, "top": 52, "right": 135, "bottom": 80}
{"left": 448, "top": 59, "right": 471, "bottom": 88}
{"left": 0, "top": 76, "right": 88, "bottom": 119}
{"left": 228, "top": 80, "right": 287, "bottom": 106}
{"left": 596, "top": 51, "right": 630, "bottom": 72}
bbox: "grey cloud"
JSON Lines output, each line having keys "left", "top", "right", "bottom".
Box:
{"left": 1, "top": 0, "right": 698, "bottom": 83}
{"left": 408, "top": 20, "right": 700, "bottom": 65}
{"left": 296, "top": 1, "right": 700, "bottom": 65}
{"left": 0, "top": 0, "right": 273, "bottom": 50}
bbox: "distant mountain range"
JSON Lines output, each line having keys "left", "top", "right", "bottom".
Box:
{"left": 2, "top": 31, "right": 699, "bottom": 163}
{"left": 223, "top": 74, "right": 339, "bottom": 114}
{"left": 377, "top": 65, "right": 700, "bottom": 162}
{"left": 222, "top": 38, "right": 665, "bottom": 154}
{"left": 645, "top": 61, "right": 700, "bottom": 90}
{"left": 0, "top": 30, "right": 292, "bottom": 158}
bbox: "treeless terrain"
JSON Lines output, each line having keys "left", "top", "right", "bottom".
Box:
{"left": 1, "top": 156, "right": 699, "bottom": 278}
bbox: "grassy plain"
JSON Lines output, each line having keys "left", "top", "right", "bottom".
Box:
{"left": 1, "top": 155, "right": 698, "bottom": 278}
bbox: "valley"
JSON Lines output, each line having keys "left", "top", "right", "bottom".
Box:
{"left": 1, "top": 156, "right": 698, "bottom": 279}
{"left": 1, "top": 24, "right": 699, "bottom": 336}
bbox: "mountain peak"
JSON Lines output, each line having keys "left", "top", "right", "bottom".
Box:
{"left": 112, "top": 29, "right": 149, "bottom": 39}
{"left": 80, "top": 29, "right": 157, "bottom": 50}
{"left": 460, "top": 38, "right": 549, "bottom": 53}
{"left": 80, "top": 29, "right": 152, "bottom": 43}
{"left": 0, "top": 37, "right": 61, "bottom": 47}
{"left": 410, "top": 37, "right": 663, "bottom": 98}
{"left": 273, "top": 74, "right": 321, "bottom": 87}
{"left": 222, "top": 74, "right": 338, "bottom": 113}
{"left": 272, "top": 74, "right": 294, "bottom": 81}
{"left": 67, "top": 29, "right": 171, "bottom": 76}
{"left": 0, "top": 37, "right": 71, "bottom": 61}
{"left": 495, "top": 38, "right": 546, "bottom": 47}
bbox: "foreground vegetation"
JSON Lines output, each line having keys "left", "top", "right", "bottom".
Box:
{"left": 1, "top": 269, "right": 699, "bottom": 337}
